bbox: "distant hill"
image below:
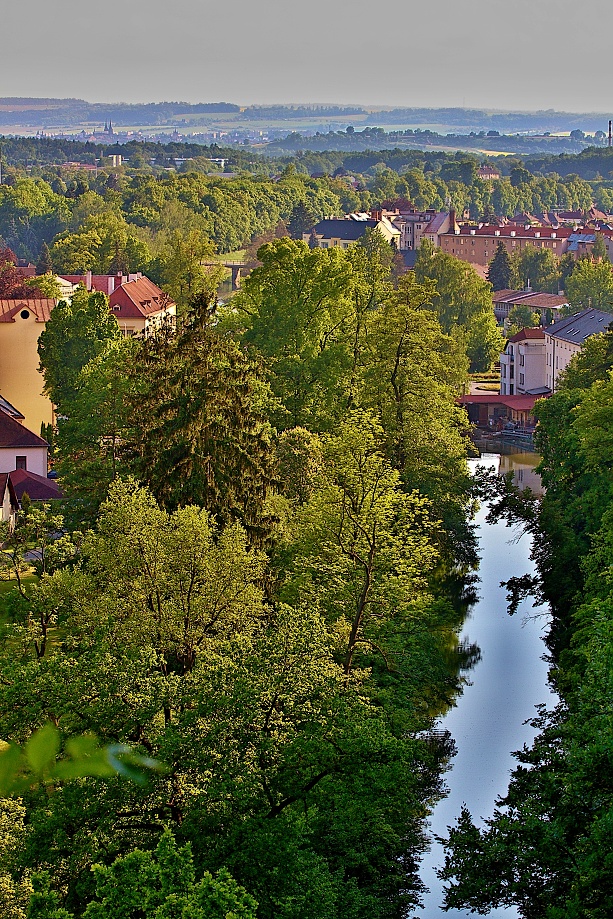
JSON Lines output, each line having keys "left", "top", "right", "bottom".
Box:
{"left": 0, "top": 98, "right": 240, "bottom": 126}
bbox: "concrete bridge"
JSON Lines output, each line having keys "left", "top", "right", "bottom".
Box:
{"left": 203, "top": 261, "right": 247, "bottom": 290}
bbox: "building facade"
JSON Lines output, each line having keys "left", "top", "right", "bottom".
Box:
{"left": 544, "top": 308, "right": 613, "bottom": 391}
{"left": 500, "top": 328, "right": 547, "bottom": 396}
{"left": 439, "top": 225, "right": 573, "bottom": 268}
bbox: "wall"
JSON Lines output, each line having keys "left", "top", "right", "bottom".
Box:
{"left": 0, "top": 312, "right": 53, "bottom": 432}
{"left": 0, "top": 446, "right": 48, "bottom": 477}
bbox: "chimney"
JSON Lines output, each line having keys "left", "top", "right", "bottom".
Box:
{"left": 85, "top": 269, "right": 92, "bottom": 290}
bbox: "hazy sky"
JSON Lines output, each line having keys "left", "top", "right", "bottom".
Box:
{"left": 3, "top": 0, "right": 612, "bottom": 112}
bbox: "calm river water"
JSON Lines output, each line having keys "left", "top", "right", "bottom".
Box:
{"left": 416, "top": 446, "right": 556, "bottom": 918}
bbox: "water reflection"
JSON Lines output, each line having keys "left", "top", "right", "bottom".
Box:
{"left": 416, "top": 449, "right": 554, "bottom": 919}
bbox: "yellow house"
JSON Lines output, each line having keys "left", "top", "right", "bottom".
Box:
{"left": 0, "top": 299, "right": 56, "bottom": 433}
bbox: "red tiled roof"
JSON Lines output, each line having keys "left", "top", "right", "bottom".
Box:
{"left": 9, "top": 468, "right": 62, "bottom": 501}
{"left": 0, "top": 413, "right": 48, "bottom": 448}
{"left": 109, "top": 277, "right": 175, "bottom": 319}
{"left": 458, "top": 393, "right": 547, "bottom": 411}
{"left": 492, "top": 290, "right": 568, "bottom": 308}
{"left": 492, "top": 289, "right": 525, "bottom": 302}
{"left": 509, "top": 328, "right": 546, "bottom": 342}
{"left": 0, "top": 299, "right": 56, "bottom": 323}
{"left": 449, "top": 226, "right": 572, "bottom": 239}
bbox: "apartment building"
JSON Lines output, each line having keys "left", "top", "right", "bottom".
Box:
{"left": 439, "top": 224, "right": 573, "bottom": 268}
{"left": 545, "top": 308, "right": 613, "bottom": 391}
{"left": 500, "top": 328, "right": 547, "bottom": 396}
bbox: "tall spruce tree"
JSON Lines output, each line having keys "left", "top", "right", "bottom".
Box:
{"left": 36, "top": 241, "right": 53, "bottom": 275}
{"left": 486, "top": 241, "right": 513, "bottom": 291}
{"left": 126, "top": 292, "right": 276, "bottom": 541}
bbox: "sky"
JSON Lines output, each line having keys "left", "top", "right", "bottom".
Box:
{"left": 3, "top": 0, "right": 613, "bottom": 112}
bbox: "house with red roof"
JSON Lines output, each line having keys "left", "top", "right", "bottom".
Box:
{"left": 9, "top": 468, "right": 62, "bottom": 503}
{"left": 492, "top": 290, "right": 569, "bottom": 325}
{"left": 59, "top": 272, "right": 176, "bottom": 335}
{"left": 0, "top": 275, "right": 175, "bottom": 432}
{"left": 0, "top": 408, "right": 49, "bottom": 478}
{"left": 108, "top": 276, "right": 176, "bottom": 335}
{"left": 458, "top": 393, "right": 546, "bottom": 430}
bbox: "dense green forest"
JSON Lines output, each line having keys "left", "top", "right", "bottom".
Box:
{"left": 2, "top": 140, "right": 613, "bottom": 280}
{"left": 0, "top": 234, "right": 482, "bottom": 918}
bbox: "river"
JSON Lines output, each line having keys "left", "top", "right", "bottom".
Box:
{"left": 416, "top": 446, "right": 556, "bottom": 918}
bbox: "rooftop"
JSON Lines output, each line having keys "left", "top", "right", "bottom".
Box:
{"left": 0, "top": 412, "right": 48, "bottom": 449}
{"left": 0, "top": 299, "right": 56, "bottom": 323}
{"left": 546, "top": 308, "right": 613, "bottom": 345}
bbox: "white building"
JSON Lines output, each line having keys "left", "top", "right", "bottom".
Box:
{"left": 544, "top": 308, "right": 613, "bottom": 392}
{"left": 500, "top": 328, "right": 548, "bottom": 396}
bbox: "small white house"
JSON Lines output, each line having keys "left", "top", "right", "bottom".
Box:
{"left": 0, "top": 408, "right": 48, "bottom": 478}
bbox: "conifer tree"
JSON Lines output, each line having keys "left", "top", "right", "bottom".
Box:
{"left": 126, "top": 292, "right": 276, "bottom": 541}
{"left": 36, "top": 241, "right": 53, "bottom": 275}
{"left": 486, "top": 241, "right": 513, "bottom": 291}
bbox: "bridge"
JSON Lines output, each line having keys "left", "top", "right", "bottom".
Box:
{"left": 203, "top": 261, "right": 248, "bottom": 290}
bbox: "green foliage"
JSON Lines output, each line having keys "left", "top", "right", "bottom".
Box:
{"left": 506, "top": 303, "right": 540, "bottom": 337}
{"left": 565, "top": 257, "right": 613, "bottom": 311}
{"left": 236, "top": 237, "right": 354, "bottom": 429}
{"left": 0, "top": 724, "right": 160, "bottom": 797}
{"left": 126, "top": 296, "right": 276, "bottom": 540}
{"left": 49, "top": 214, "right": 151, "bottom": 275}
{"left": 36, "top": 242, "right": 53, "bottom": 275}
{"left": 26, "top": 274, "right": 63, "bottom": 299}
{"left": 486, "top": 240, "right": 513, "bottom": 291}
{"left": 512, "top": 244, "right": 560, "bottom": 294}
{"left": 26, "top": 829, "right": 258, "bottom": 919}
{"left": 54, "top": 338, "right": 137, "bottom": 528}
{"left": 415, "top": 241, "right": 504, "bottom": 371}
{"left": 37, "top": 287, "right": 120, "bottom": 410}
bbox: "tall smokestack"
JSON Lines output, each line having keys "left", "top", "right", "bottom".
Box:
{"left": 609, "top": 120, "right": 612, "bottom": 147}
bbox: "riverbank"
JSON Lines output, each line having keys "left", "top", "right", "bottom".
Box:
{"left": 417, "top": 450, "right": 554, "bottom": 918}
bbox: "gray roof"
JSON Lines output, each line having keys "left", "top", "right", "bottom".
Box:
{"left": 547, "top": 308, "right": 613, "bottom": 345}
{"left": 312, "top": 218, "right": 378, "bottom": 241}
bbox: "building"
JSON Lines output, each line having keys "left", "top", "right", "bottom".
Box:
{"left": 0, "top": 407, "right": 49, "bottom": 478}
{"left": 477, "top": 165, "right": 501, "bottom": 181}
{"left": 304, "top": 214, "right": 401, "bottom": 250}
{"left": 9, "top": 468, "right": 62, "bottom": 502}
{"left": 0, "top": 298, "right": 57, "bottom": 431}
{"left": 0, "top": 276, "right": 175, "bottom": 431}
{"left": 108, "top": 277, "right": 176, "bottom": 336}
{"left": 439, "top": 225, "right": 573, "bottom": 269}
{"left": 459, "top": 393, "right": 545, "bottom": 430}
{"left": 545, "top": 308, "right": 613, "bottom": 391}
{"left": 0, "top": 473, "right": 18, "bottom": 529}
{"left": 492, "top": 290, "right": 569, "bottom": 325}
{"left": 500, "top": 328, "right": 548, "bottom": 396}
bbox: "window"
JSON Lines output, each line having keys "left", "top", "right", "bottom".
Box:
{"left": 519, "top": 354, "right": 525, "bottom": 366}
{"left": 519, "top": 373, "right": 525, "bottom": 386}
{"left": 16, "top": 457, "right": 26, "bottom": 470}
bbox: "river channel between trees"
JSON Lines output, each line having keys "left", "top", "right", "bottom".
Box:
{"left": 416, "top": 445, "right": 556, "bottom": 918}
